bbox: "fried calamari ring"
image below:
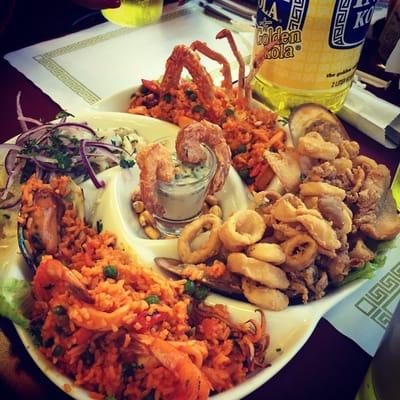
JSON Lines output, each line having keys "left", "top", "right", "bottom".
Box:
{"left": 246, "top": 243, "right": 286, "bottom": 265}
{"left": 280, "top": 234, "right": 318, "bottom": 271}
{"left": 227, "top": 253, "right": 289, "bottom": 289}
{"left": 242, "top": 278, "right": 289, "bottom": 311}
{"left": 219, "top": 210, "right": 266, "bottom": 251}
{"left": 178, "top": 214, "right": 222, "bottom": 264}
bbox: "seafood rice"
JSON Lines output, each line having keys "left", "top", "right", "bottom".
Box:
{"left": 22, "top": 176, "right": 269, "bottom": 400}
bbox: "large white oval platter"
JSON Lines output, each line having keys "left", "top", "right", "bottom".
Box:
{"left": 2, "top": 110, "right": 367, "bottom": 400}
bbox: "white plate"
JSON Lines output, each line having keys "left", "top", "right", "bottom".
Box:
{"left": 4, "top": 110, "right": 367, "bottom": 400}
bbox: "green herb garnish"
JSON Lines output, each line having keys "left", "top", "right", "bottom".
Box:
{"left": 55, "top": 110, "right": 74, "bottom": 119}
{"left": 103, "top": 265, "right": 118, "bottom": 279}
{"left": 145, "top": 295, "right": 160, "bottom": 305}
{"left": 184, "top": 280, "right": 196, "bottom": 295}
{"left": 119, "top": 158, "right": 135, "bottom": 169}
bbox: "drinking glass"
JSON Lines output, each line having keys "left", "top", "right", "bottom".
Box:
{"left": 101, "top": 0, "right": 164, "bottom": 27}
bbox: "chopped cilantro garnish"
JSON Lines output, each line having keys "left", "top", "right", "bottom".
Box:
{"left": 119, "top": 158, "right": 135, "bottom": 169}
{"left": 55, "top": 110, "right": 74, "bottom": 119}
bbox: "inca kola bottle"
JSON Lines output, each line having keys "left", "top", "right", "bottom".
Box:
{"left": 252, "top": 0, "right": 377, "bottom": 116}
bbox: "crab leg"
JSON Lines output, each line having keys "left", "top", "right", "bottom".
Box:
{"left": 216, "top": 29, "right": 246, "bottom": 99}
{"left": 190, "top": 40, "right": 233, "bottom": 96}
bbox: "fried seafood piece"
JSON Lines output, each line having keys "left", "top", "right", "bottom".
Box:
{"left": 227, "top": 252, "right": 289, "bottom": 290}
{"left": 269, "top": 193, "right": 321, "bottom": 223}
{"left": 299, "top": 182, "right": 346, "bottom": 200}
{"left": 297, "top": 131, "right": 339, "bottom": 160}
{"left": 280, "top": 234, "right": 318, "bottom": 272}
{"left": 326, "top": 250, "right": 351, "bottom": 283}
{"left": 136, "top": 143, "right": 175, "bottom": 215}
{"left": 264, "top": 148, "right": 302, "bottom": 193}
{"left": 338, "top": 140, "right": 360, "bottom": 159}
{"left": 349, "top": 238, "right": 375, "bottom": 268}
{"left": 246, "top": 243, "right": 286, "bottom": 265}
{"left": 242, "top": 278, "right": 289, "bottom": 311}
{"left": 318, "top": 196, "right": 353, "bottom": 234}
{"left": 178, "top": 213, "right": 222, "bottom": 264}
{"left": 354, "top": 164, "right": 400, "bottom": 240}
{"left": 219, "top": 209, "right": 266, "bottom": 251}
{"left": 175, "top": 120, "right": 231, "bottom": 194}
{"left": 160, "top": 44, "right": 217, "bottom": 121}
{"left": 295, "top": 214, "right": 341, "bottom": 252}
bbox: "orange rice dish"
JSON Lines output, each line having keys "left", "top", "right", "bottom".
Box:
{"left": 128, "top": 80, "right": 286, "bottom": 192}
{"left": 22, "top": 176, "right": 269, "bottom": 400}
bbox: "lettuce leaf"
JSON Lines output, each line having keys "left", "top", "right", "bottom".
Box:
{"left": 0, "top": 278, "right": 32, "bottom": 328}
{"left": 339, "top": 238, "right": 397, "bottom": 286}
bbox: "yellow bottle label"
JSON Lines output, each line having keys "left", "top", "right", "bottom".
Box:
{"left": 254, "top": 0, "right": 377, "bottom": 91}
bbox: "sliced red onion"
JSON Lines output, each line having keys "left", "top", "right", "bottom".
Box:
{"left": 16, "top": 92, "right": 28, "bottom": 132}
{"left": 0, "top": 144, "right": 23, "bottom": 152}
{"left": 0, "top": 194, "right": 21, "bottom": 209}
{"left": 56, "top": 122, "right": 98, "bottom": 138}
{"left": 17, "top": 154, "right": 58, "bottom": 164}
{"left": 1, "top": 163, "right": 23, "bottom": 200}
{"left": 4, "top": 150, "right": 18, "bottom": 175}
{"left": 16, "top": 124, "right": 53, "bottom": 145}
{"left": 79, "top": 140, "right": 105, "bottom": 188}
{"left": 18, "top": 116, "right": 43, "bottom": 126}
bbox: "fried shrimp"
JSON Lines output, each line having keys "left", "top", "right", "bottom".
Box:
{"left": 216, "top": 29, "right": 245, "bottom": 98}
{"left": 136, "top": 143, "right": 174, "bottom": 215}
{"left": 190, "top": 40, "right": 233, "bottom": 96}
{"left": 160, "top": 44, "right": 216, "bottom": 119}
{"left": 176, "top": 120, "right": 231, "bottom": 194}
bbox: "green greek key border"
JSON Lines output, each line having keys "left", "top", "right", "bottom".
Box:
{"left": 32, "top": 6, "right": 197, "bottom": 105}
{"left": 355, "top": 262, "right": 400, "bottom": 329}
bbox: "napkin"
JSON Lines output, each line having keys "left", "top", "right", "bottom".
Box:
{"left": 338, "top": 84, "right": 400, "bottom": 149}
{"left": 325, "top": 236, "right": 400, "bottom": 356}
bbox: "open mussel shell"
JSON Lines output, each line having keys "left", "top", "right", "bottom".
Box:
{"left": 154, "top": 257, "right": 243, "bottom": 297}
{"left": 289, "top": 103, "right": 349, "bottom": 145}
{"left": 18, "top": 180, "right": 85, "bottom": 271}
